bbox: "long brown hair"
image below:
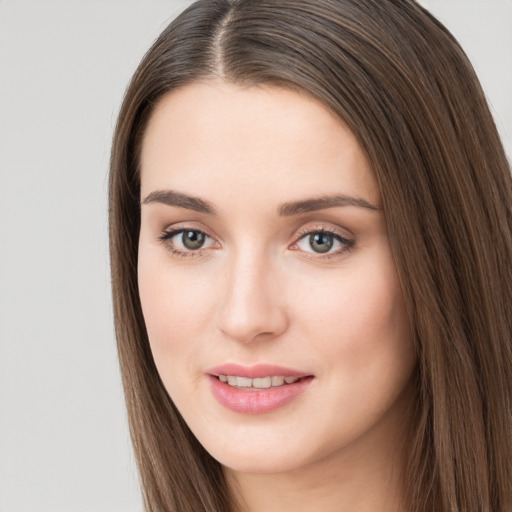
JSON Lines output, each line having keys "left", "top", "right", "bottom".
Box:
{"left": 109, "top": 1, "right": 512, "bottom": 510}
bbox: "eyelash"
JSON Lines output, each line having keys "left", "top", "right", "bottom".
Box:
{"left": 157, "top": 226, "right": 355, "bottom": 260}
{"left": 157, "top": 228, "right": 215, "bottom": 259}
{"left": 291, "top": 227, "right": 355, "bottom": 260}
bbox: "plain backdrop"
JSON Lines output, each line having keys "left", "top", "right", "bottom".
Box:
{"left": 0, "top": 1, "right": 510, "bottom": 511}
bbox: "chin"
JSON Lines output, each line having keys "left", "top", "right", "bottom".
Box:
{"left": 217, "top": 450, "right": 309, "bottom": 475}
{"left": 198, "top": 431, "right": 323, "bottom": 475}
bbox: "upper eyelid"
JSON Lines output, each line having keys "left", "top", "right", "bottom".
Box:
{"left": 292, "top": 228, "right": 353, "bottom": 250}
{"left": 292, "top": 223, "right": 353, "bottom": 242}
{"left": 159, "top": 223, "right": 350, "bottom": 240}
{"left": 158, "top": 221, "right": 352, "bottom": 238}
{"left": 161, "top": 223, "right": 217, "bottom": 240}
{"left": 159, "top": 227, "right": 216, "bottom": 245}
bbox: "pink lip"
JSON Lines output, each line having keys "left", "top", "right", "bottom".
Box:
{"left": 206, "top": 364, "right": 314, "bottom": 414}
{"left": 207, "top": 363, "right": 310, "bottom": 379}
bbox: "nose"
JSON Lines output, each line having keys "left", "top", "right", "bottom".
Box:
{"left": 216, "top": 249, "right": 288, "bottom": 344}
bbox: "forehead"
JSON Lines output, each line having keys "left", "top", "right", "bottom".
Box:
{"left": 139, "top": 81, "right": 381, "bottom": 208}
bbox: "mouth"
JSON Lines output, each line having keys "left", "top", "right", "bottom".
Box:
{"left": 216, "top": 374, "right": 306, "bottom": 389}
{"left": 206, "top": 364, "right": 314, "bottom": 414}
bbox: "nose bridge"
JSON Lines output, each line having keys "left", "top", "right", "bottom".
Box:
{"left": 216, "top": 243, "right": 287, "bottom": 343}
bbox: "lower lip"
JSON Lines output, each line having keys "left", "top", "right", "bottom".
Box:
{"left": 208, "top": 375, "right": 313, "bottom": 414}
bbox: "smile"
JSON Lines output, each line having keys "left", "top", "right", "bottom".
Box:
{"left": 218, "top": 375, "right": 300, "bottom": 389}
{"left": 206, "top": 364, "right": 314, "bottom": 414}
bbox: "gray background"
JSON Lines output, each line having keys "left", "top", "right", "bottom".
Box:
{"left": 0, "top": 1, "right": 510, "bottom": 511}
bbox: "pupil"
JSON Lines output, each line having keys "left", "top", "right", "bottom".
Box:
{"left": 310, "top": 233, "right": 333, "bottom": 253}
{"left": 182, "top": 231, "right": 205, "bottom": 250}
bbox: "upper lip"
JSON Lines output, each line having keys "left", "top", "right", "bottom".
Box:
{"left": 206, "top": 363, "right": 312, "bottom": 379}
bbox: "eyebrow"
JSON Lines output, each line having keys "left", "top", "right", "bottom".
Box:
{"left": 278, "top": 194, "right": 380, "bottom": 216}
{"left": 141, "top": 189, "right": 380, "bottom": 216}
{"left": 142, "top": 190, "right": 216, "bottom": 215}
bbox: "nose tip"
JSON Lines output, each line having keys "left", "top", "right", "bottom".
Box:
{"left": 216, "top": 259, "right": 288, "bottom": 344}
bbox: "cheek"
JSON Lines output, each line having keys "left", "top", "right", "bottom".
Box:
{"left": 289, "top": 256, "right": 415, "bottom": 447}
{"left": 293, "top": 251, "right": 414, "bottom": 385}
{"left": 137, "top": 250, "right": 216, "bottom": 382}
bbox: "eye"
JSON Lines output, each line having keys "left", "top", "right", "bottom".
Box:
{"left": 158, "top": 228, "right": 216, "bottom": 255}
{"left": 293, "top": 229, "right": 353, "bottom": 257}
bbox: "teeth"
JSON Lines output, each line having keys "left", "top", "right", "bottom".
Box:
{"left": 271, "top": 376, "right": 284, "bottom": 386}
{"left": 237, "top": 376, "right": 252, "bottom": 387}
{"left": 253, "top": 377, "right": 271, "bottom": 388}
{"left": 218, "top": 375, "right": 302, "bottom": 388}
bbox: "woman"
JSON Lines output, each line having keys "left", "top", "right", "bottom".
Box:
{"left": 109, "top": 1, "right": 512, "bottom": 510}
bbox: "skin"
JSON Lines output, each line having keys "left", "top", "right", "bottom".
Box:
{"left": 138, "top": 81, "right": 417, "bottom": 512}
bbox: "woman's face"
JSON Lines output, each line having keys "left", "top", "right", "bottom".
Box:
{"left": 138, "top": 82, "right": 416, "bottom": 474}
